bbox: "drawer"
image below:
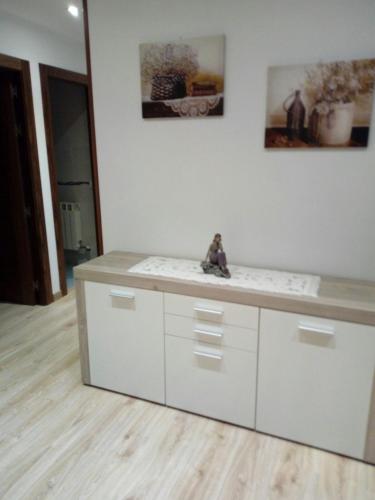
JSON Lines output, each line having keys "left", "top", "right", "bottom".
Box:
{"left": 164, "top": 293, "right": 259, "bottom": 330}
{"left": 165, "top": 335, "right": 257, "bottom": 428}
{"left": 165, "top": 313, "right": 258, "bottom": 352}
{"left": 257, "top": 309, "right": 375, "bottom": 459}
{"left": 85, "top": 281, "right": 165, "bottom": 404}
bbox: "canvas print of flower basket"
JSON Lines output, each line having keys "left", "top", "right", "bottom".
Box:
{"left": 140, "top": 35, "right": 224, "bottom": 119}
{"left": 265, "top": 58, "right": 375, "bottom": 148}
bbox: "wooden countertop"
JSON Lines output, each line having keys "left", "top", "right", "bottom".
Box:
{"left": 74, "top": 251, "right": 375, "bottom": 327}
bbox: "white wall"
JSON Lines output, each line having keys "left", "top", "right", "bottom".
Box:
{"left": 0, "top": 10, "right": 86, "bottom": 293}
{"left": 88, "top": 0, "right": 375, "bottom": 280}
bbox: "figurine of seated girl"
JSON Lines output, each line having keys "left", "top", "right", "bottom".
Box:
{"left": 201, "top": 233, "right": 231, "bottom": 278}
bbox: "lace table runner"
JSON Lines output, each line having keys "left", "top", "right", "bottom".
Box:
{"left": 164, "top": 95, "right": 222, "bottom": 117}
{"left": 128, "top": 256, "right": 320, "bottom": 297}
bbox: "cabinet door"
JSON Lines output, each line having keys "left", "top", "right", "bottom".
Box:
{"left": 257, "top": 309, "right": 375, "bottom": 459}
{"left": 85, "top": 282, "right": 164, "bottom": 404}
{"left": 166, "top": 335, "right": 257, "bottom": 428}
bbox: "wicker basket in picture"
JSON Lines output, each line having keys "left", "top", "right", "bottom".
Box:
{"left": 151, "top": 74, "right": 187, "bottom": 101}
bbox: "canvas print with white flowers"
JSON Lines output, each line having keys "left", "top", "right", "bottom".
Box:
{"left": 265, "top": 58, "right": 375, "bottom": 148}
{"left": 140, "top": 35, "right": 224, "bottom": 119}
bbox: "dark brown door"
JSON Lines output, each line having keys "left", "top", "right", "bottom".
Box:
{"left": 0, "top": 69, "right": 36, "bottom": 304}
{"left": 40, "top": 64, "right": 103, "bottom": 296}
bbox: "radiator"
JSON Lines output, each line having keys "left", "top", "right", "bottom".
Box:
{"left": 60, "top": 202, "right": 82, "bottom": 250}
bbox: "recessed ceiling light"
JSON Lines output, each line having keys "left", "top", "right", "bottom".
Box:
{"left": 67, "top": 5, "right": 79, "bottom": 18}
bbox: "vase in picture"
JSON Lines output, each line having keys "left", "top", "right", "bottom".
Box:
{"left": 317, "top": 101, "right": 355, "bottom": 146}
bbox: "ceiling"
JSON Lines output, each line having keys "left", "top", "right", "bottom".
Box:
{"left": 0, "top": 0, "right": 85, "bottom": 43}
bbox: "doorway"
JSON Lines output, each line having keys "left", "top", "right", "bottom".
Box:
{"left": 0, "top": 53, "right": 52, "bottom": 305}
{"left": 40, "top": 64, "right": 102, "bottom": 296}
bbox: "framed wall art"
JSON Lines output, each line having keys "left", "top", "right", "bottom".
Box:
{"left": 265, "top": 58, "right": 375, "bottom": 148}
{"left": 140, "top": 35, "right": 225, "bottom": 119}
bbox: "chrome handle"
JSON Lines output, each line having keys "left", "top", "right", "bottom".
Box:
{"left": 110, "top": 289, "right": 135, "bottom": 299}
{"left": 193, "top": 350, "right": 223, "bottom": 360}
{"left": 194, "top": 306, "right": 223, "bottom": 316}
{"left": 298, "top": 322, "right": 334, "bottom": 336}
{"left": 193, "top": 328, "right": 223, "bottom": 338}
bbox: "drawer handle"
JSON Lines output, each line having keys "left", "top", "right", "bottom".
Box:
{"left": 110, "top": 289, "right": 135, "bottom": 300}
{"left": 298, "top": 322, "right": 334, "bottom": 336}
{"left": 194, "top": 306, "right": 223, "bottom": 316}
{"left": 193, "top": 328, "right": 223, "bottom": 338}
{"left": 193, "top": 350, "right": 223, "bottom": 360}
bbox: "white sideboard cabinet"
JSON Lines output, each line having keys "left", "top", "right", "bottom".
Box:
{"left": 75, "top": 251, "right": 375, "bottom": 464}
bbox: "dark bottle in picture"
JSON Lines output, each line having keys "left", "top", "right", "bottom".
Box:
{"left": 283, "top": 90, "right": 306, "bottom": 140}
{"left": 308, "top": 108, "right": 320, "bottom": 144}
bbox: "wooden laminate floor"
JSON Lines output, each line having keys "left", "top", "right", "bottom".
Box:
{"left": 0, "top": 292, "right": 374, "bottom": 500}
